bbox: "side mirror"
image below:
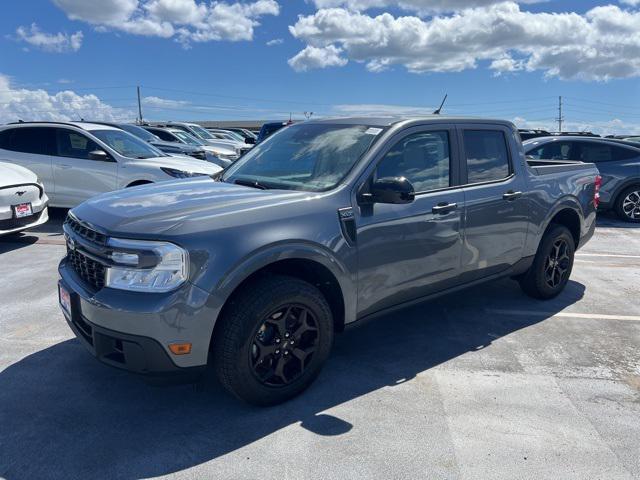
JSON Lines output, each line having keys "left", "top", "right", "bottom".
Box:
{"left": 360, "top": 177, "right": 415, "bottom": 205}
{"left": 88, "top": 150, "right": 111, "bottom": 161}
{"left": 244, "top": 137, "right": 256, "bottom": 145}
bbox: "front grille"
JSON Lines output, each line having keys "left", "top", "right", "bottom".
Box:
{"left": 0, "top": 210, "right": 43, "bottom": 231}
{"left": 68, "top": 248, "right": 106, "bottom": 290}
{"left": 65, "top": 215, "right": 107, "bottom": 245}
{"left": 64, "top": 214, "right": 108, "bottom": 290}
{"left": 191, "top": 151, "right": 207, "bottom": 160}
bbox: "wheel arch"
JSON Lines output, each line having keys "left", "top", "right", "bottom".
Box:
{"left": 212, "top": 243, "right": 356, "bottom": 340}
{"left": 542, "top": 203, "right": 582, "bottom": 248}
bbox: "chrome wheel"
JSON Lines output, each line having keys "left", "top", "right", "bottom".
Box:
{"left": 622, "top": 190, "right": 640, "bottom": 220}
{"left": 250, "top": 304, "right": 319, "bottom": 387}
{"left": 544, "top": 238, "right": 571, "bottom": 289}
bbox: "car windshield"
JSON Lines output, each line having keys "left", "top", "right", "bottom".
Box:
{"left": 172, "top": 130, "right": 204, "bottom": 146}
{"left": 222, "top": 123, "right": 384, "bottom": 192}
{"left": 90, "top": 129, "right": 163, "bottom": 159}
{"left": 189, "top": 124, "right": 215, "bottom": 140}
{"left": 120, "top": 124, "right": 158, "bottom": 143}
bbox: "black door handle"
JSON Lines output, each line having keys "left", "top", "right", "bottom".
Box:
{"left": 432, "top": 202, "right": 458, "bottom": 214}
{"left": 503, "top": 191, "right": 523, "bottom": 201}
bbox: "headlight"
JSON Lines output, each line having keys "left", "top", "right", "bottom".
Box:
{"left": 161, "top": 167, "right": 208, "bottom": 178}
{"left": 105, "top": 238, "right": 188, "bottom": 293}
{"left": 217, "top": 153, "right": 240, "bottom": 161}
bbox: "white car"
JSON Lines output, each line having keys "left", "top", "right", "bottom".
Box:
{"left": 0, "top": 122, "right": 222, "bottom": 208}
{"left": 0, "top": 163, "right": 49, "bottom": 235}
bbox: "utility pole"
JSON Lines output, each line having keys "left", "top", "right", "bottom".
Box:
{"left": 557, "top": 95, "right": 563, "bottom": 133}
{"left": 137, "top": 86, "right": 143, "bottom": 124}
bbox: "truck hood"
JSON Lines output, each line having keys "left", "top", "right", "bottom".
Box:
{"left": 72, "top": 178, "right": 308, "bottom": 236}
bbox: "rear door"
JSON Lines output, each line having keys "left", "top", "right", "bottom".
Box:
{"left": 572, "top": 140, "right": 640, "bottom": 208}
{"left": 354, "top": 125, "right": 465, "bottom": 317}
{"left": 52, "top": 128, "right": 118, "bottom": 207}
{"left": 0, "top": 127, "right": 56, "bottom": 199}
{"left": 458, "top": 126, "right": 529, "bottom": 282}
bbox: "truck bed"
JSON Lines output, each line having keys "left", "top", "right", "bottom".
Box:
{"left": 526, "top": 158, "right": 595, "bottom": 175}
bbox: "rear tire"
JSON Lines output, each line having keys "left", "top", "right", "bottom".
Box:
{"left": 212, "top": 275, "right": 334, "bottom": 406}
{"left": 519, "top": 224, "right": 575, "bottom": 299}
{"left": 614, "top": 185, "right": 640, "bottom": 223}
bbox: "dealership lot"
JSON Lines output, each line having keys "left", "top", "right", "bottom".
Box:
{"left": 1, "top": 210, "right": 639, "bottom": 480}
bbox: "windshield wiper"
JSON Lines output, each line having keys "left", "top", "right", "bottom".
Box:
{"left": 234, "top": 178, "right": 268, "bottom": 190}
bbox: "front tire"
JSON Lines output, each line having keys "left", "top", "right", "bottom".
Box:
{"left": 519, "top": 224, "right": 575, "bottom": 299}
{"left": 212, "top": 275, "right": 334, "bottom": 406}
{"left": 614, "top": 185, "right": 640, "bottom": 223}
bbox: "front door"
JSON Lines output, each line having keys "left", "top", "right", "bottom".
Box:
{"left": 354, "top": 126, "right": 465, "bottom": 317}
{"left": 52, "top": 128, "right": 118, "bottom": 207}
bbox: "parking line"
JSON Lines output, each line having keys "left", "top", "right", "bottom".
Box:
{"left": 577, "top": 253, "right": 640, "bottom": 259}
{"left": 486, "top": 308, "right": 640, "bottom": 322}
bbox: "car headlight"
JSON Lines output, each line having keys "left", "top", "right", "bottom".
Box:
{"left": 161, "top": 167, "right": 208, "bottom": 178}
{"left": 217, "top": 153, "right": 240, "bottom": 161}
{"left": 105, "top": 238, "right": 188, "bottom": 293}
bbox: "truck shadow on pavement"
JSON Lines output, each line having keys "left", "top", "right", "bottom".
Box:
{"left": 0, "top": 278, "right": 585, "bottom": 480}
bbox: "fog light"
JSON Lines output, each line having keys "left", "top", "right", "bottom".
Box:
{"left": 168, "top": 343, "right": 192, "bottom": 355}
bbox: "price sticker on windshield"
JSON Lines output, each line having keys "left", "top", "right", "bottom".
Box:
{"left": 365, "top": 128, "right": 383, "bottom": 135}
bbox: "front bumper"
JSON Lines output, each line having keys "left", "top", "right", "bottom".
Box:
{"left": 0, "top": 204, "right": 49, "bottom": 236}
{"left": 58, "top": 257, "right": 217, "bottom": 377}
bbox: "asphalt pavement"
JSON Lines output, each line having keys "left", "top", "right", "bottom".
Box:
{"left": 0, "top": 209, "right": 639, "bottom": 480}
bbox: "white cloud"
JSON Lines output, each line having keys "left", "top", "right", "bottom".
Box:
{"left": 266, "top": 38, "right": 283, "bottom": 46}
{"left": 289, "top": 2, "right": 640, "bottom": 81}
{"left": 142, "top": 96, "right": 189, "bottom": 108}
{"left": 51, "top": 0, "right": 279, "bottom": 45}
{"left": 514, "top": 116, "right": 640, "bottom": 136}
{"left": 288, "top": 45, "right": 348, "bottom": 71}
{"left": 0, "top": 74, "right": 132, "bottom": 124}
{"left": 14, "top": 24, "right": 83, "bottom": 53}
{"left": 332, "top": 103, "right": 435, "bottom": 115}
{"left": 311, "top": 0, "right": 544, "bottom": 14}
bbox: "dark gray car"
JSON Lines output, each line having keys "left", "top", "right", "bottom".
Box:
{"left": 524, "top": 136, "right": 640, "bottom": 222}
{"left": 58, "top": 117, "right": 599, "bottom": 405}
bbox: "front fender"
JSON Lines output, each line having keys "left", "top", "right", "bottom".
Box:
{"left": 205, "top": 241, "right": 358, "bottom": 328}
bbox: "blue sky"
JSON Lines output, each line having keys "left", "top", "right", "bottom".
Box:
{"left": 1, "top": 0, "right": 639, "bottom": 134}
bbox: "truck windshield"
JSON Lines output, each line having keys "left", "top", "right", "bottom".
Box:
{"left": 222, "top": 123, "right": 383, "bottom": 192}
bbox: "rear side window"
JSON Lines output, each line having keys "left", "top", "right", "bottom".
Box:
{"left": 56, "top": 129, "right": 100, "bottom": 160}
{"left": 464, "top": 130, "right": 510, "bottom": 183}
{"left": 0, "top": 127, "right": 56, "bottom": 155}
{"left": 578, "top": 143, "right": 639, "bottom": 163}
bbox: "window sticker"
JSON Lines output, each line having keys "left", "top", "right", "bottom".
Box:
{"left": 365, "top": 127, "right": 383, "bottom": 135}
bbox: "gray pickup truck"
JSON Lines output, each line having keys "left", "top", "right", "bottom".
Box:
{"left": 58, "top": 117, "right": 600, "bottom": 405}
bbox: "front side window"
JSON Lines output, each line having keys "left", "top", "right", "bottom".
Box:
{"left": 89, "top": 129, "right": 162, "bottom": 159}
{"left": 223, "top": 123, "right": 383, "bottom": 192}
{"left": 56, "top": 129, "right": 100, "bottom": 160}
{"left": 375, "top": 131, "right": 450, "bottom": 192}
{"left": 464, "top": 130, "right": 511, "bottom": 183}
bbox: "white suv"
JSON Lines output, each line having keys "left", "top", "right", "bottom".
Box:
{"left": 0, "top": 122, "right": 222, "bottom": 208}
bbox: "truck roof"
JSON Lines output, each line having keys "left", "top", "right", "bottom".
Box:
{"left": 303, "top": 115, "right": 516, "bottom": 128}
